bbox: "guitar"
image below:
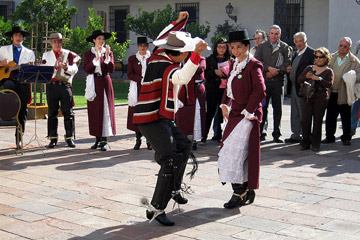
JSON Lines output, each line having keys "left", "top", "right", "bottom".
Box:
{"left": 0, "top": 60, "right": 46, "bottom": 83}
{"left": 0, "top": 61, "right": 20, "bottom": 81}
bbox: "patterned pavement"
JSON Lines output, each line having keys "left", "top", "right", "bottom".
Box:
{"left": 1, "top": 98, "right": 360, "bottom": 240}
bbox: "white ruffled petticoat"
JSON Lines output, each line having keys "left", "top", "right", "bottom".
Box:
{"left": 218, "top": 117, "right": 253, "bottom": 184}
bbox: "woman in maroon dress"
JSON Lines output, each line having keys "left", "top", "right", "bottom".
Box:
{"left": 83, "top": 30, "right": 116, "bottom": 151}
{"left": 219, "top": 29, "right": 266, "bottom": 208}
{"left": 127, "top": 37, "right": 152, "bottom": 150}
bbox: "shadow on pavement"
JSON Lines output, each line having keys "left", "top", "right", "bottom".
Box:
{"left": 68, "top": 207, "right": 241, "bottom": 239}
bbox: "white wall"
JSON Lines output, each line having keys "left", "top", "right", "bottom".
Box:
{"left": 328, "top": 0, "right": 360, "bottom": 53}
{"left": 69, "top": 0, "right": 92, "bottom": 29}
{"left": 303, "top": 0, "right": 329, "bottom": 50}
{"left": 74, "top": 0, "right": 356, "bottom": 62}
{"left": 89, "top": 0, "right": 279, "bottom": 62}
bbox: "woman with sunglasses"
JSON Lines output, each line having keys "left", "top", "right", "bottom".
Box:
{"left": 298, "top": 47, "right": 334, "bottom": 152}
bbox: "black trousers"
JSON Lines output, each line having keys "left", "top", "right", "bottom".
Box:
{"left": 46, "top": 83, "right": 74, "bottom": 139}
{"left": 325, "top": 92, "right": 352, "bottom": 142}
{"left": 260, "top": 80, "right": 283, "bottom": 138}
{"left": 204, "top": 88, "right": 224, "bottom": 139}
{"left": 3, "top": 80, "right": 30, "bottom": 136}
{"left": 301, "top": 99, "right": 328, "bottom": 148}
{"left": 139, "top": 119, "right": 192, "bottom": 210}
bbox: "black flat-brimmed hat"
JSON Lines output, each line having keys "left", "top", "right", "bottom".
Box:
{"left": 86, "top": 30, "right": 112, "bottom": 42}
{"left": 228, "top": 29, "right": 253, "bottom": 43}
{"left": 137, "top": 37, "right": 148, "bottom": 44}
{"left": 5, "top": 26, "right": 30, "bottom": 38}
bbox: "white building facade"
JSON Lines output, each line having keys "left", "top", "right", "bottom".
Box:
{"left": 1, "top": 0, "right": 360, "bottom": 61}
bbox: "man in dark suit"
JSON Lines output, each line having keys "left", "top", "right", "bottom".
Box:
{"left": 285, "top": 32, "right": 314, "bottom": 143}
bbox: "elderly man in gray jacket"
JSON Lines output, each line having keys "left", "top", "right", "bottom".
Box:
{"left": 255, "top": 25, "right": 291, "bottom": 143}
{"left": 322, "top": 37, "right": 360, "bottom": 145}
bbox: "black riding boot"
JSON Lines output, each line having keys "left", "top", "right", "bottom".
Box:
{"left": 134, "top": 132, "right": 141, "bottom": 150}
{"left": 100, "top": 137, "right": 108, "bottom": 151}
{"left": 224, "top": 182, "right": 249, "bottom": 209}
{"left": 91, "top": 137, "right": 101, "bottom": 149}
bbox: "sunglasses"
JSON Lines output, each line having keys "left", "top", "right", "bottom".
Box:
{"left": 314, "top": 55, "right": 325, "bottom": 59}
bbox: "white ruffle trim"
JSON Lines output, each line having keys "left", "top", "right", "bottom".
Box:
{"left": 102, "top": 90, "right": 114, "bottom": 137}
{"left": 218, "top": 117, "right": 253, "bottom": 183}
{"left": 193, "top": 99, "right": 202, "bottom": 141}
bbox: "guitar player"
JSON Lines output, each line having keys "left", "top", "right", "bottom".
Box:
{"left": 0, "top": 26, "right": 35, "bottom": 149}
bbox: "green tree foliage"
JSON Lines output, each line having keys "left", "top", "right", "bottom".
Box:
{"left": 125, "top": 4, "right": 210, "bottom": 40}
{"left": 0, "top": 17, "right": 13, "bottom": 45}
{"left": 211, "top": 20, "right": 242, "bottom": 47}
{"left": 11, "top": 0, "right": 77, "bottom": 31}
{"left": 60, "top": 8, "right": 129, "bottom": 61}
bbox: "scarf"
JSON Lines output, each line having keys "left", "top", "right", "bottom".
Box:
{"left": 227, "top": 53, "right": 253, "bottom": 100}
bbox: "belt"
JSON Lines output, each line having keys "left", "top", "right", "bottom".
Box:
{"left": 94, "top": 73, "right": 108, "bottom": 78}
{"left": 50, "top": 81, "right": 69, "bottom": 86}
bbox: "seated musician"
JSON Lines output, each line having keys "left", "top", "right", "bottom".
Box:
{"left": 0, "top": 26, "right": 35, "bottom": 149}
{"left": 42, "top": 33, "right": 81, "bottom": 148}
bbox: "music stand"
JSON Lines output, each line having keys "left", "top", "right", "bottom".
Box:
{"left": 19, "top": 64, "right": 54, "bottom": 150}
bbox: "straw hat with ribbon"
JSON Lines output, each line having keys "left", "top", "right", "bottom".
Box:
{"left": 43, "top": 33, "right": 69, "bottom": 43}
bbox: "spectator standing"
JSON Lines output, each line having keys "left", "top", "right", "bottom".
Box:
{"left": 250, "top": 29, "right": 267, "bottom": 56}
{"left": 285, "top": 32, "right": 314, "bottom": 143}
{"left": 322, "top": 37, "right": 360, "bottom": 145}
{"left": 255, "top": 25, "right": 291, "bottom": 142}
{"left": 298, "top": 47, "right": 333, "bottom": 152}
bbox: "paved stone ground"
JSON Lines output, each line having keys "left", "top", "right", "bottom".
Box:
{"left": 1, "top": 98, "right": 360, "bottom": 240}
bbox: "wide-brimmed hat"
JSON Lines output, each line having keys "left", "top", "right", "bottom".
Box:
{"left": 153, "top": 31, "right": 208, "bottom": 52}
{"left": 43, "top": 33, "right": 69, "bottom": 43}
{"left": 86, "top": 30, "right": 112, "bottom": 42}
{"left": 5, "top": 26, "right": 30, "bottom": 38}
{"left": 137, "top": 37, "right": 148, "bottom": 44}
{"left": 228, "top": 29, "right": 253, "bottom": 43}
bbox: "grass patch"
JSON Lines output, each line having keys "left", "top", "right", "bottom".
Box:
{"left": 72, "top": 79, "right": 129, "bottom": 107}
{"left": 1, "top": 79, "right": 130, "bottom": 107}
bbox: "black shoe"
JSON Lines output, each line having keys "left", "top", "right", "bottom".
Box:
{"left": 321, "top": 138, "right": 335, "bottom": 144}
{"left": 146, "top": 210, "right": 174, "bottom": 226}
{"left": 224, "top": 192, "right": 248, "bottom": 209}
{"left": 192, "top": 142, "right": 197, "bottom": 150}
{"left": 300, "top": 145, "right": 310, "bottom": 151}
{"left": 100, "top": 140, "right": 108, "bottom": 151}
{"left": 211, "top": 136, "right": 221, "bottom": 141}
{"left": 172, "top": 193, "right": 188, "bottom": 204}
{"left": 285, "top": 138, "right": 301, "bottom": 143}
{"left": 247, "top": 190, "right": 256, "bottom": 204}
{"left": 134, "top": 140, "right": 141, "bottom": 150}
{"left": 146, "top": 210, "right": 154, "bottom": 220}
{"left": 91, "top": 137, "right": 100, "bottom": 149}
{"left": 273, "top": 137, "right": 283, "bottom": 143}
{"left": 260, "top": 134, "right": 266, "bottom": 142}
{"left": 146, "top": 142, "right": 152, "bottom": 150}
{"left": 343, "top": 140, "right": 351, "bottom": 146}
{"left": 66, "top": 139, "right": 76, "bottom": 148}
{"left": 200, "top": 137, "right": 206, "bottom": 144}
{"left": 48, "top": 139, "right": 57, "bottom": 148}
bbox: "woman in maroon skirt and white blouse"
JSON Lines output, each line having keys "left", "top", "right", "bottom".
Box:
{"left": 84, "top": 30, "right": 116, "bottom": 151}
{"left": 219, "top": 29, "right": 266, "bottom": 208}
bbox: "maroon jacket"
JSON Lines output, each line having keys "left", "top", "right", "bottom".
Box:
{"left": 221, "top": 58, "right": 266, "bottom": 189}
{"left": 83, "top": 50, "right": 116, "bottom": 137}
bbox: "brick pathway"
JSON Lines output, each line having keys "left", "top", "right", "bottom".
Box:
{"left": 1, "top": 99, "right": 360, "bottom": 240}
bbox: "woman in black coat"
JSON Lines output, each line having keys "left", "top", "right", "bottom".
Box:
{"left": 203, "top": 38, "right": 230, "bottom": 142}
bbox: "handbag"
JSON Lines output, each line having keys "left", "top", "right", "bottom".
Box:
{"left": 299, "top": 79, "right": 316, "bottom": 100}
